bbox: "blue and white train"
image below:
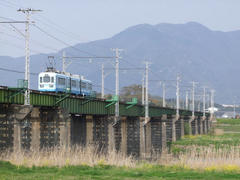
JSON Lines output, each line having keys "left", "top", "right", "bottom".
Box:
{"left": 38, "top": 69, "right": 93, "bottom": 96}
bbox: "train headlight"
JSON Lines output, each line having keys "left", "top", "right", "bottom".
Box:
{"left": 40, "top": 84, "right": 44, "bottom": 88}
{"left": 49, "top": 85, "right": 54, "bottom": 88}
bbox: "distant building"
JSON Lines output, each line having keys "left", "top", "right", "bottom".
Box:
{"left": 221, "top": 112, "right": 235, "bottom": 118}
{"left": 222, "top": 104, "right": 239, "bottom": 108}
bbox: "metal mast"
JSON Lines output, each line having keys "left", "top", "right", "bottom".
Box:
{"left": 145, "top": 62, "right": 149, "bottom": 121}
{"left": 192, "top": 82, "right": 196, "bottom": 118}
{"left": 210, "top": 90, "right": 215, "bottom": 119}
{"left": 62, "top": 51, "right": 66, "bottom": 72}
{"left": 203, "top": 87, "right": 206, "bottom": 117}
{"left": 234, "top": 104, "right": 236, "bottom": 119}
{"left": 112, "top": 48, "right": 122, "bottom": 120}
{"left": 142, "top": 73, "right": 145, "bottom": 105}
{"left": 101, "top": 63, "right": 105, "bottom": 99}
{"left": 162, "top": 82, "right": 166, "bottom": 107}
{"left": 185, "top": 91, "right": 189, "bottom": 110}
{"left": 176, "top": 75, "right": 180, "bottom": 117}
{"left": 18, "top": 8, "right": 41, "bottom": 105}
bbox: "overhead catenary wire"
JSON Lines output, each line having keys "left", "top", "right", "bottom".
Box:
{"left": 0, "top": 67, "right": 38, "bottom": 75}
{"left": 32, "top": 24, "right": 97, "bottom": 56}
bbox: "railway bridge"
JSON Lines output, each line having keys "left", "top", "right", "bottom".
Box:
{"left": 0, "top": 86, "right": 211, "bottom": 158}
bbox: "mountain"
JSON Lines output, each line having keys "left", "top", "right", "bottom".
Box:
{"left": 0, "top": 22, "right": 240, "bottom": 104}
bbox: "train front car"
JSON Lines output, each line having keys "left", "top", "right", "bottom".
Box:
{"left": 38, "top": 72, "right": 57, "bottom": 92}
{"left": 38, "top": 69, "right": 93, "bottom": 96}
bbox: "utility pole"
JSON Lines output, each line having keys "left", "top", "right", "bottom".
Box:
{"left": 185, "top": 91, "right": 189, "bottom": 110}
{"left": 192, "top": 82, "right": 196, "bottom": 118}
{"left": 210, "top": 90, "right": 215, "bottom": 120}
{"left": 101, "top": 64, "right": 105, "bottom": 99}
{"left": 17, "top": 8, "right": 41, "bottom": 105}
{"left": 176, "top": 75, "right": 180, "bottom": 117}
{"left": 142, "top": 73, "right": 145, "bottom": 105}
{"left": 162, "top": 82, "right": 166, "bottom": 107}
{"left": 198, "top": 100, "right": 201, "bottom": 112}
{"left": 145, "top": 62, "right": 149, "bottom": 121}
{"left": 112, "top": 48, "right": 122, "bottom": 121}
{"left": 62, "top": 51, "right": 66, "bottom": 72}
{"left": 203, "top": 87, "right": 206, "bottom": 117}
{"left": 233, "top": 104, "right": 236, "bottom": 119}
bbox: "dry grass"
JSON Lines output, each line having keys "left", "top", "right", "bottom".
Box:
{"left": 156, "top": 145, "right": 240, "bottom": 170}
{"left": 2, "top": 144, "right": 240, "bottom": 171}
{"left": 0, "top": 145, "right": 136, "bottom": 168}
{"left": 1, "top": 120, "right": 239, "bottom": 171}
{"left": 214, "top": 128, "right": 224, "bottom": 135}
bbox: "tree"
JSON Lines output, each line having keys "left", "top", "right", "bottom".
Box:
{"left": 120, "top": 84, "right": 142, "bottom": 102}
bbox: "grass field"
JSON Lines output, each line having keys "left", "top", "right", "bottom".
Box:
{"left": 1, "top": 118, "right": 240, "bottom": 179}
{"left": 1, "top": 161, "right": 240, "bottom": 180}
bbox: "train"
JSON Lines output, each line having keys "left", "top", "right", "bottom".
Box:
{"left": 38, "top": 68, "right": 93, "bottom": 96}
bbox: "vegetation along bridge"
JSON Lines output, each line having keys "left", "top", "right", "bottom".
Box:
{"left": 0, "top": 86, "right": 211, "bottom": 158}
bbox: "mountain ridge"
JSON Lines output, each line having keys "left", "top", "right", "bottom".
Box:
{"left": 0, "top": 22, "right": 239, "bottom": 104}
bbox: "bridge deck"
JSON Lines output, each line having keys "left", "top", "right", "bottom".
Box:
{"left": 0, "top": 86, "right": 206, "bottom": 117}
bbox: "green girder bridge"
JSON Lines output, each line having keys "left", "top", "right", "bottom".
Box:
{"left": 0, "top": 86, "right": 208, "bottom": 117}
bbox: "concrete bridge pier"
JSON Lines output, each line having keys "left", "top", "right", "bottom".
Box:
{"left": 165, "top": 115, "right": 172, "bottom": 143}
{"left": 140, "top": 117, "right": 151, "bottom": 158}
{"left": 171, "top": 116, "right": 177, "bottom": 142}
{"left": 120, "top": 117, "right": 127, "bottom": 156}
{"left": 161, "top": 121, "right": 167, "bottom": 152}
{"left": 165, "top": 115, "right": 179, "bottom": 142}
{"left": 180, "top": 117, "right": 185, "bottom": 138}
{"left": 174, "top": 115, "right": 182, "bottom": 141}
{"left": 189, "top": 116, "right": 195, "bottom": 135}
{"left": 195, "top": 117, "right": 199, "bottom": 135}
{"left": 12, "top": 105, "right": 32, "bottom": 152}
{"left": 108, "top": 116, "right": 115, "bottom": 152}
{"left": 183, "top": 116, "right": 191, "bottom": 135}
{"left": 124, "top": 116, "right": 140, "bottom": 157}
{"left": 206, "top": 116, "right": 211, "bottom": 133}
{"left": 150, "top": 117, "right": 165, "bottom": 155}
{"left": 86, "top": 115, "right": 93, "bottom": 145}
{"left": 58, "top": 109, "right": 71, "bottom": 147}
{"left": 200, "top": 116, "right": 206, "bottom": 134}
{"left": 30, "top": 108, "right": 40, "bottom": 151}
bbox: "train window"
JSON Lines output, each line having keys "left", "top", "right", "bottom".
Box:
{"left": 58, "top": 77, "right": 66, "bottom": 85}
{"left": 51, "top": 77, "right": 54, "bottom": 83}
{"left": 71, "top": 80, "right": 76, "bottom": 87}
{"left": 81, "top": 82, "right": 86, "bottom": 89}
{"left": 40, "top": 77, "right": 42, "bottom": 83}
{"left": 88, "top": 84, "right": 92, "bottom": 90}
{"left": 43, "top": 75, "right": 50, "bottom": 83}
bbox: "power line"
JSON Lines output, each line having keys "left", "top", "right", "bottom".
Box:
{"left": 0, "top": 17, "right": 61, "bottom": 53}
{"left": 32, "top": 14, "right": 113, "bottom": 51}
{"left": 0, "top": 67, "right": 38, "bottom": 75}
{"left": 33, "top": 24, "right": 96, "bottom": 56}
{"left": 0, "top": 39, "right": 43, "bottom": 54}
{"left": 33, "top": 15, "right": 88, "bottom": 43}
{"left": 1, "top": 0, "right": 19, "bottom": 8}
{"left": 0, "top": 1, "right": 16, "bottom": 9}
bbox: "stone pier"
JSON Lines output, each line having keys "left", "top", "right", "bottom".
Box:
{"left": 0, "top": 104, "right": 209, "bottom": 159}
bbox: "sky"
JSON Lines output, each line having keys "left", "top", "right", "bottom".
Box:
{"left": 1, "top": 0, "right": 240, "bottom": 57}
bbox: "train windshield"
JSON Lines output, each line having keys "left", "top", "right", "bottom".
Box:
{"left": 43, "top": 74, "right": 51, "bottom": 83}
